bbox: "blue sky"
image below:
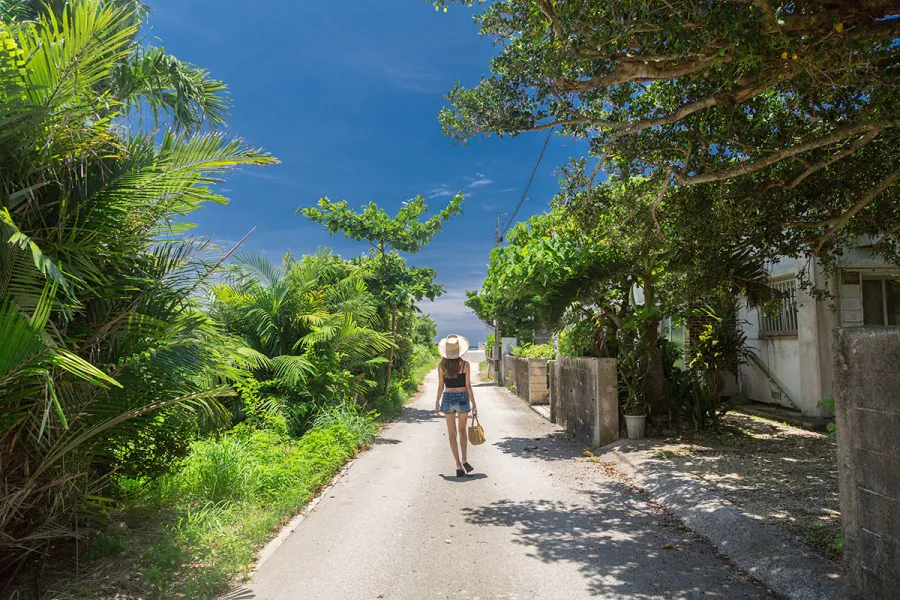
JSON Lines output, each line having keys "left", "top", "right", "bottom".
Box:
{"left": 147, "top": 0, "right": 583, "bottom": 343}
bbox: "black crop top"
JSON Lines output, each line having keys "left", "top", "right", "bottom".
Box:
{"left": 443, "top": 364, "right": 467, "bottom": 388}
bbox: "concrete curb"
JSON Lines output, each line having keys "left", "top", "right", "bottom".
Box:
{"left": 599, "top": 440, "right": 843, "bottom": 600}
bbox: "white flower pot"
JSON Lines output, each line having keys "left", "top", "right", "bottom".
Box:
{"left": 625, "top": 415, "right": 646, "bottom": 439}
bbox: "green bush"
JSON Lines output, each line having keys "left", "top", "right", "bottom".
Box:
{"left": 558, "top": 319, "right": 606, "bottom": 357}
{"left": 512, "top": 342, "right": 555, "bottom": 359}
{"left": 139, "top": 416, "right": 377, "bottom": 598}
{"left": 371, "top": 379, "right": 411, "bottom": 420}
{"left": 313, "top": 404, "right": 379, "bottom": 444}
{"left": 663, "top": 368, "right": 722, "bottom": 430}
{"left": 818, "top": 395, "right": 837, "bottom": 437}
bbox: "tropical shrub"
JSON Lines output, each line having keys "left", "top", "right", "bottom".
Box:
{"left": 617, "top": 323, "right": 650, "bottom": 416}
{"left": 688, "top": 297, "right": 754, "bottom": 403}
{"left": 512, "top": 343, "right": 555, "bottom": 359}
{"left": 0, "top": 0, "right": 274, "bottom": 567}
{"left": 136, "top": 416, "right": 377, "bottom": 598}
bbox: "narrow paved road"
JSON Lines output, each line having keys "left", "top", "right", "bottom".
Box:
{"left": 236, "top": 352, "right": 772, "bottom": 600}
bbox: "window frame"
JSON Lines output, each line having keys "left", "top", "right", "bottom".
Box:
{"left": 839, "top": 270, "right": 900, "bottom": 328}
{"left": 759, "top": 276, "right": 799, "bottom": 338}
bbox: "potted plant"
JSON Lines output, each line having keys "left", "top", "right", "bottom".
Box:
{"left": 622, "top": 377, "right": 648, "bottom": 439}
{"left": 618, "top": 325, "right": 650, "bottom": 439}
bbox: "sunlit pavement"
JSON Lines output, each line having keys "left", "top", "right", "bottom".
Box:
{"left": 238, "top": 351, "right": 773, "bottom": 600}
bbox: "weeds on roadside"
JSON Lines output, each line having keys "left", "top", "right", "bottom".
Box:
{"left": 802, "top": 522, "right": 844, "bottom": 562}
{"left": 132, "top": 414, "right": 376, "bottom": 597}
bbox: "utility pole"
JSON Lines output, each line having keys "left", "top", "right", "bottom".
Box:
{"left": 493, "top": 212, "right": 505, "bottom": 383}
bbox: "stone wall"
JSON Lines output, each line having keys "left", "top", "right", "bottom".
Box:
{"left": 833, "top": 328, "right": 900, "bottom": 599}
{"left": 502, "top": 355, "right": 549, "bottom": 405}
{"left": 549, "top": 357, "right": 618, "bottom": 447}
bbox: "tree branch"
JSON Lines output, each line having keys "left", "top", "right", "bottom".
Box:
{"left": 815, "top": 167, "right": 900, "bottom": 251}
{"left": 673, "top": 121, "right": 898, "bottom": 186}
{"left": 552, "top": 56, "right": 718, "bottom": 92}
{"left": 520, "top": 115, "right": 618, "bottom": 133}
{"left": 608, "top": 72, "right": 793, "bottom": 144}
{"left": 770, "top": 129, "right": 882, "bottom": 190}
{"left": 534, "top": 0, "right": 565, "bottom": 38}
{"left": 650, "top": 173, "right": 672, "bottom": 234}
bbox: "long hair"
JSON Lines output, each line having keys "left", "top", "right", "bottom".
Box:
{"left": 440, "top": 357, "right": 463, "bottom": 377}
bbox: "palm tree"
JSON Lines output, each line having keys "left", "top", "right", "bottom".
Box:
{"left": 211, "top": 251, "right": 392, "bottom": 418}
{"left": 0, "top": 0, "right": 275, "bottom": 568}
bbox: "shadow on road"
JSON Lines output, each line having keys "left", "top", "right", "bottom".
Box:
{"left": 219, "top": 586, "right": 255, "bottom": 599}
{"left": 462, "top": 482, "right": 771, "bottom": 599}
{"left": 394, "top": 407, "right": 441, "bottom": 424}
{"left": 374, "top": 437, "right": 402, "bottom": 445}
{"left": 439, "top": 473, "right": 489, "bottom": 482}
{"left": 494, "top": 433, "right": 580, "bottom": 462}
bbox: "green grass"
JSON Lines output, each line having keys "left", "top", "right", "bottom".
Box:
{"left": 49, "top": 350, "right": 443, "bottom": 599}
{"left": 133, "top": 409, "right": 377, "bottom": 598}
{"left": 411, "top": 354, "right": 440, "bottom": 387}
{"left": 372, "top": 348, "right": 439, "bottom": 420}
{"left": 801, "top": 522, "right": 844, "bottom": 561}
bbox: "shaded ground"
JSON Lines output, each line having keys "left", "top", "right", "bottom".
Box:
{"left": 654, "top": 413, "right": 842, "bottom": 563}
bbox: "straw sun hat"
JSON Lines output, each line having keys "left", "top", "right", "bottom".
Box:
{"left": 438, "top": 334, "right": 469, "bottom": 359}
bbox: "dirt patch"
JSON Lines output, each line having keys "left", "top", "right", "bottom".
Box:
{"left": 655, "top": 412, "right": 842, "bottom": 563}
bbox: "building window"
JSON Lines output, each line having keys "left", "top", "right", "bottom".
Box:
{"left": 760, "top": 278, "right": 799, "bottom": 336}
{"left": 841, "top": 271, "right": 900, "bottom": 327}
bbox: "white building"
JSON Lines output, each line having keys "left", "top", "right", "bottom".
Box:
{"left": 659, "top": 243, "right": 898, "bottom": 417}
{"left": 737, "top": 246, "right": 898, "bottom": 416}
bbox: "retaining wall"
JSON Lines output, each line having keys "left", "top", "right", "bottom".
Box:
{"left": 502, "top": 355, "right": 549, "bottom": 405}
{"left": 549, "top": 357, "right": 618, "bottom": 447}
{"left": 833, "top": 328, "right": 900, "bottom": 599}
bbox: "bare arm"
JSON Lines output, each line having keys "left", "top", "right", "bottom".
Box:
{"left": 435, "top": 376, "right": 444, "bottom": 414}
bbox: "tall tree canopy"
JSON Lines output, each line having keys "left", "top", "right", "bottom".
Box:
{"left": 434, "top": 0, "right": 899, "bottom": 260}
{"left": 299, "top": 195, "right": 463, "bottom": 390}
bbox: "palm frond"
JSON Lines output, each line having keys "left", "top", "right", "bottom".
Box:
{"left": 113, "top": 46, "right": 231, "bottom": 132}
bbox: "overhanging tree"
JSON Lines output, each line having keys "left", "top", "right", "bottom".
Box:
{"left": 299, "top": 195, "right": 463, "bottom": 391}
{"left": 432, "top": 0, "right": 899, "bottom": 260}
{"left": 475, "top": 171, "right": 773, "bottom": 413}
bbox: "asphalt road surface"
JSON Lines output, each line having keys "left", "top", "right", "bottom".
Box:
{"left": 235, "top": 351, "right": 773, "bottom": 600}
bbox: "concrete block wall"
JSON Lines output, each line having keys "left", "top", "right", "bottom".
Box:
{"left": 525, "top": 358, "right": 549, "bottom": 405}
{"left": 833, "top": 328, "right": 900, "bottom": 599}
{"left": 549, "top": 357, "right": 618, "bottom": 447}
{"left": 502, "top": 355, "right": 549, "bottom": 405}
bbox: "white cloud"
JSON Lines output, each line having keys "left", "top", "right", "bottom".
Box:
{"left": 467, "top": 178, "right": 493, "bottom": 188}
{"left": 349, "top": 51, "right": 445, "bottom": 94}
{"left": 464, "top": 173, "right": 494, "bottom": 188}
{"left": 417, "top": 288, "right": 491, "bottom": 342}
{"left": 425, "top": 186, "right": 459, "bottom": 199}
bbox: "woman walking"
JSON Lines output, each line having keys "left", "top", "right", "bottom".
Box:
{"left": 435, "top": 334, "right": 478, "bottom": 477}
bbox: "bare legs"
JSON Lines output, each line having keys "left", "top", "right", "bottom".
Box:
{"left": 457, "top": 413, "right": 468, "bottom": 465}
{"left": 444, "top": 412, "right": 470, "bottom": 470}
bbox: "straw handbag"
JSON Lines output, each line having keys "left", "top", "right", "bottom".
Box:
{"left": 467, "top": 414, "right": 485, "bottom": 445}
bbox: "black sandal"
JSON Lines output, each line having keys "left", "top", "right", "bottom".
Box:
{"left": 456, "top": 468, "right": 466, "bottom": 477}
{"left": 463, "top": 462, "right": 474, "bottom": 473}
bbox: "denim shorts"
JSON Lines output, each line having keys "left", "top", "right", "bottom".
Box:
{"left": 440, "top": 391, "right": 470, "bottom": 414}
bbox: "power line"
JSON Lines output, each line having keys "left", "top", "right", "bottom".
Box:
{"left": 499, "top": 126, "right": 555, "bottom": 241}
